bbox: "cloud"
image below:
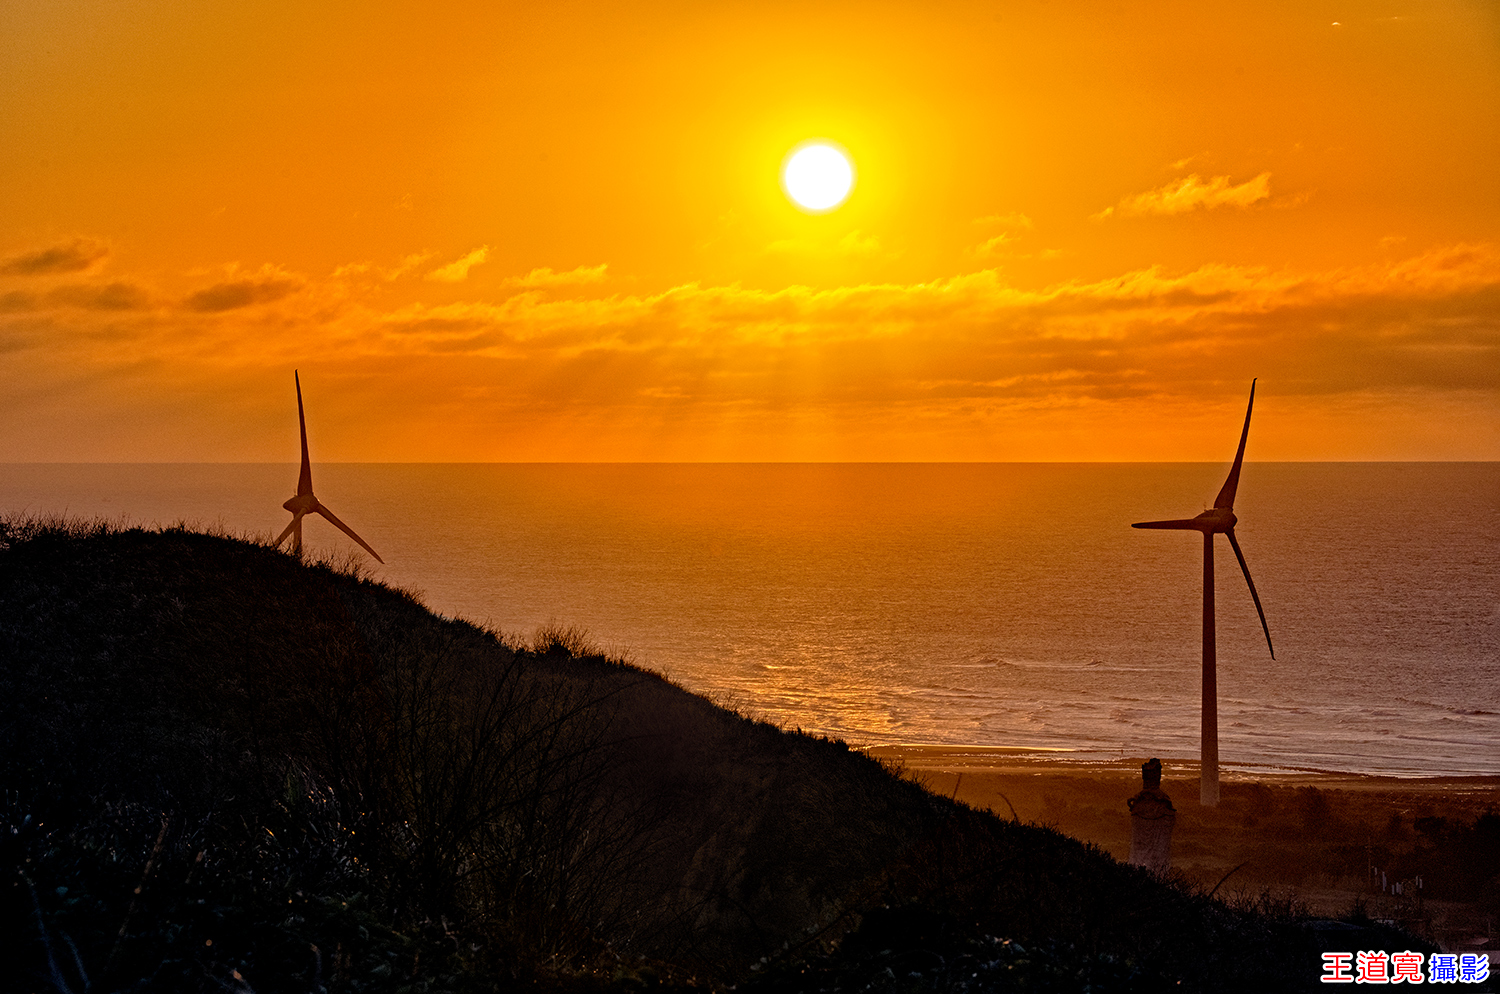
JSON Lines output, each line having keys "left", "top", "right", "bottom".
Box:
{"left": 2, "top": 283, "right": 150, "bottom": 312}
{"left": 17, "top": 245, "right": 1497, "bottom": 403}
{"left": 0, "top": 238, "right": 109, "bottom": 276}
{"left": 836, "top": 231, "right": 880, "bottom": 257}
{"left": 972, "top": 212, "right": 1034, "bottom": 231}
{"left": 427, "top": 246, "right": 490, "bottom": 283}
{"left": 345, "top": 245, "right": 1500, "bottom": 412}
{"left": 184, "top": 268, "right": 302, "bottom": 311}
{"left": 972, "top": 233, "right": 1016, "bottom": 258}
{"left": 0, "top": 291, "right": 36, "bottom": 313}
{"left": 767, "top": 232, "right": 886, "bottom": 258}
{"left": 334, "top": 251, "right": 436, "bottom": 284}
{"left": 47, "top": 282, "right": 151, "bottom": 310}
{"left": 392, "top": 252, "right": 436, "bottom": 278}
{"left": 970, "top": 213, "right": 1034, "bottom": 257}
{"left": 1094, "top": 173, "right": 1272, "bottom": 219}
{"left": 4, "top": 242, "right": 1494, "bottom": 459}
{"left": 509, "top": 263, "right": 609, "bottom": 288}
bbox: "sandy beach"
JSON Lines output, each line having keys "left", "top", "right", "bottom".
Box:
{"left": 873, "top": 745, "right": 1500, "bottom": 957}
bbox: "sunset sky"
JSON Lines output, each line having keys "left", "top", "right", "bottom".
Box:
{"left": 2, "top": 0, "right": 1497, "bottom": 461}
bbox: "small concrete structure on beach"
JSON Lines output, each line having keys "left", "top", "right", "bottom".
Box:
{"left": 1127, "top": 758, "right": 1176, "bottom": 874}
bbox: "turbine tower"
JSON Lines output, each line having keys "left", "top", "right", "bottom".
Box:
{"left": 1133, "top": 380, "right": 1273, "bottom": 807}
{"left": 273, "top": 370, "right": 384, "bottom": 564}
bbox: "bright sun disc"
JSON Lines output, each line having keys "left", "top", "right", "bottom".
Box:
{"left": 782, "top": 143, "right": 854, "bottom": 212}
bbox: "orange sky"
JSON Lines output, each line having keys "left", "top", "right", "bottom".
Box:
{"left": 2, "top": 0, "right": 1497, "bottom": 461}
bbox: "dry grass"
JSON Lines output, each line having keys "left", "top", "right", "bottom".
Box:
{"left": 896, "top": 758, "right": 1500, "bottom": 955}
{"left": 3, "top": 519, "right": 1460, "bottom": 992}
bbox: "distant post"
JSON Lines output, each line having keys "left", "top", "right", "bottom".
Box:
{"left": 1127, "top": 758, "right": 1176, "bottom": 875}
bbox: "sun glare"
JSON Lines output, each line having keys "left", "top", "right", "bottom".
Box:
{"left": 782, "top": 142, "right": 854, "bottom": 212}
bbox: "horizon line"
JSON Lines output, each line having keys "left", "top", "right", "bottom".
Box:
{"left": 3, "top": 459, "right": 1496, "bottom": 467}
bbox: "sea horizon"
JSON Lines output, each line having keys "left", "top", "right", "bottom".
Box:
{"left": 4, "top": 461, "right": 1497, "bottom": 780}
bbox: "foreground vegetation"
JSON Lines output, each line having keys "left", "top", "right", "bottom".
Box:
{"left": 0, "top": 519, "right": 1437, "bottom": 991}
{"left": 899, "top": 758, "right": 1500, "bottom": 963}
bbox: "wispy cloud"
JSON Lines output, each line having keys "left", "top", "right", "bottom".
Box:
{"left": 0, "top": 238, "right": 109, "bottom": 276}
{"left": 972, "top": 233, "right": 1017, "bottom": 258}
{"left": 427, "top": 246, "right": 490, "bottom": 283}
{"left": 972, "top": 212, "right": 1034, "bottom": 230}
{"left": 837, "top": 231, "right": 881, "bottom": 257}
{"left": 0, "top": 291, "right": 35, "bottom": 313}
{"left": 3, "top": 244, "right": 1494, "bottom": 458}
{"left": 338, "top": 245, "right": 1498, "bottom": 403}
{"left": 334, "top": 251, "right": 435, "bottom": 283}
{"left": 184, "top": 267, "right": 302, "bottom": 312}
{"left": 20, "top": 244, "right": 1497, "bottom": 395}
{"left": 970, "top": 213, "right": 1035, "bottom": 257}
{"left": 48, "top": 282, "right": 151, "bottom": 310}
{"left": 1094, "top": 173, "right": 1272, "bottom": 220}
{"left": 766, "top": 231, "right": 889, "bottom": 258}
{"left": 509, "top": 263, "right": 609, "bottom": 288}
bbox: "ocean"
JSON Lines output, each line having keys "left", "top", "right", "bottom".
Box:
{"left": 3, "top": 462, "right": 1496, "bottom": 778}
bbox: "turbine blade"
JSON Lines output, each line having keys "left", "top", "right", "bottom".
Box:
{"left": 1226, "top": 527, "right": 1274, "bottom": 659}
{"left": 314, "top": 505, "right": 385, "bottom": 564}
{"left": 1214, "top": 379, "right": 1256, "bottom": 509}
{"left": 273, "top": 516, "right": 298, "bottom": 549}
{"left": 1132, "top": 518, "right": 1206, "bottom": 530}
{"left": 295, "top": 370, "right": 313, "bottom": 497}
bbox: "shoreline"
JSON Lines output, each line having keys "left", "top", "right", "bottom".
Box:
{"left": 867, "top": 743, "right": 1500, "bottom": 795}
{"left": 872, "top": 744, "right": 1500, "bottom": 957}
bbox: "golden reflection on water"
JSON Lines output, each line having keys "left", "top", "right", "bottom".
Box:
{"left": 1, "top": 462, "right": 1497, "bottom": 775}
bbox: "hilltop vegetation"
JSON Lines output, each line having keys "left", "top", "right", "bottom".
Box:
{"left": 0, "top": 519, "right": 1417, "bottom": 992}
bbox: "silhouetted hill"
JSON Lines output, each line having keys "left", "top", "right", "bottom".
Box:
{"left": 0, "top": 519, "right": 1412, "bottom": 991}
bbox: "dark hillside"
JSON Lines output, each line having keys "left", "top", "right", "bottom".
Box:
{"left": 0, "top": 520, "right": 1407, "bottom": 991}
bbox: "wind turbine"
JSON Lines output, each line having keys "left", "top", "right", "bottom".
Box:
{"left": 273, "top": 370, "right": 384, "bottom": 564}
{"left": 1133, "top": 380, "right": 1273, "bottom": 807}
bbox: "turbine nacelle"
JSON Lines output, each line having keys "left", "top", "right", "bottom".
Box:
{"left": 283, "top": 493, "right": 319, "bottom": 515}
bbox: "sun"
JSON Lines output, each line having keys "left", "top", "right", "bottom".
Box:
{"left": 782, "top": 142, "right": 854, "bottom": 213}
